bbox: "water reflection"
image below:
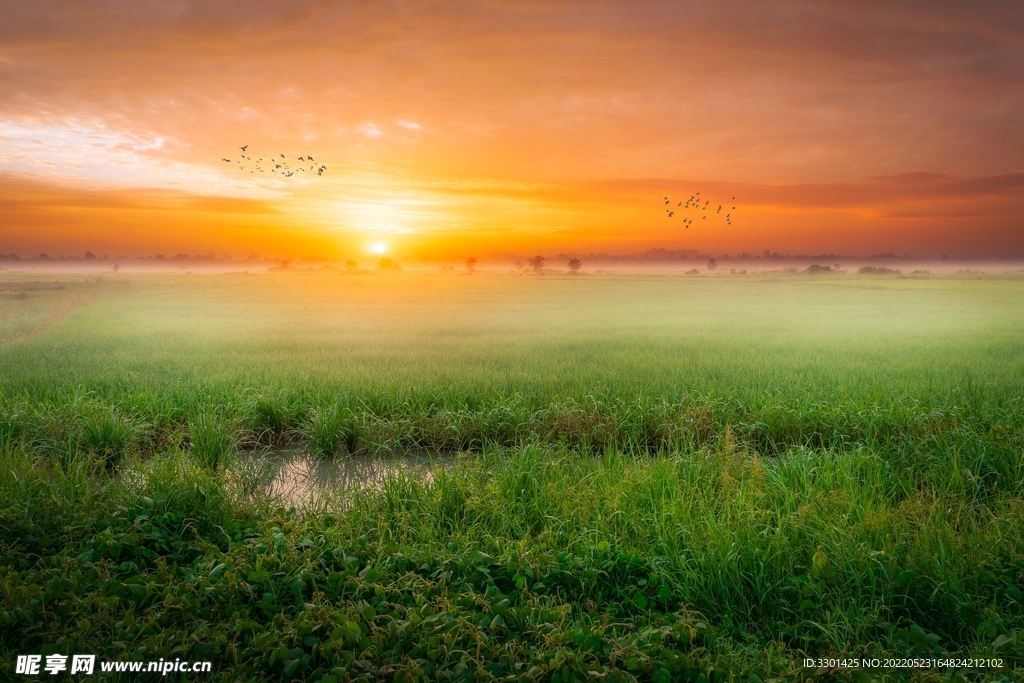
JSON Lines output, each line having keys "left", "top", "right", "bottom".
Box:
{"left": 235, "top": 449, "right": 446, "bottom": 508}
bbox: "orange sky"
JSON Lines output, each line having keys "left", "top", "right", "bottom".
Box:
{"left": 1, "top": 1, "right": 1023, "bottom": 259}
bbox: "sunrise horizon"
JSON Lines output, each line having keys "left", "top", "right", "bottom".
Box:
{"left": 3, "top": 2, "right": 1023, "bottom": 259}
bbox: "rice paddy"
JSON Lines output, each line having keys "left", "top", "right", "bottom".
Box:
{"left": 1, "top": 270, "right": 1023, "bottom": 681}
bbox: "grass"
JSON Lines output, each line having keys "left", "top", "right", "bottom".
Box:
{"left": 1, "top": 270, "right": 1023, "bottom": 681}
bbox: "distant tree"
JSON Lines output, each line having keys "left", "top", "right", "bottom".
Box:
{"left": 567, "top": 258, "right": 582, "bottom": 274}
{"left": 112, "top": 263, "right": 119, "bottom": 272}
{"left": 378, "top": 257, "right": 394, "bottom": 270}
{"left": 345, "top": 260, "right": 358, "bottom": 272}
{"left": 707, "top": 258, "right": 718, "bottom": 270}
{"left": 526, "top": 255, "right": 546, "bottom": 273}
{"left": 466, "top": 257, "right": 478, "bottom": 274}
{"left": 280, "top": 259, "right": 292, "bottom": 268}
{"left": 84, "top": 251, "right": 96, "bottom": 260}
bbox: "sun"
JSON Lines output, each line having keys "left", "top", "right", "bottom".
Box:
{"left": 370, "top": 242, "right": 387, "bottom": 254}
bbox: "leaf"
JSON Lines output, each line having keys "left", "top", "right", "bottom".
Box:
{"left": 896, "top": 570, "right": 917, "bottom": 588}
{"left": 254, "top": 632, "right": 277, "bottom": 649}
{"left": 994, "top": 633, "right": 1013, "bottom": 649}
{"left": 291, "top": 579, "right": 305, "bottom": 595}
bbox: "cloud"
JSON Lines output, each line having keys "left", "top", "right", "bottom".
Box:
{"left": 0, "top": 116, "right": 285, "bottom": 198}
{"left": 359, "top": 124, "right": 383, "bottom": 138}
{"left": 397, "top": 120, "right": 420, "bottom": 130}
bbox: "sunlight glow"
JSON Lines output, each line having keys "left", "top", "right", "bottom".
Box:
{"left": 370, "top": 242, "right": 387, "bottom": 254}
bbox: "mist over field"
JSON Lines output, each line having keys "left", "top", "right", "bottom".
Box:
{"left": 2, "top": 270, "right": 1024, "bottom": 680}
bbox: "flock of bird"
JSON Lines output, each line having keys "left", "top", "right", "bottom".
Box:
{"left": 222, "top": 145, "right": 327, "bottom": 178}
{"left": 662, "top": 191, "right": 735, "bottom": 228}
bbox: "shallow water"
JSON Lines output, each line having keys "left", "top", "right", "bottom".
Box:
{"left": 235, "top": 448, "right": 446, "bottom": 507}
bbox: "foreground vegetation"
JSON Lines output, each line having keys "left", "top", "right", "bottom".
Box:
{"left": 1, "top": 271, "right": 1023, "bottom": 681}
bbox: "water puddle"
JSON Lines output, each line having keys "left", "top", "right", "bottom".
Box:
{"left": 234, "top": 448, "right": 448, "bottom": 508}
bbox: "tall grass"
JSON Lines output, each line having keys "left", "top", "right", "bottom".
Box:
{"left": 300, "top": 404, "right": 361, "bottom": 457}
{"left": 188, "top": 411, "right": 237, "bottom": 470}
{"left": 1, "top": 272, "right": 1023, "bottom": 679}
{"left": 1, "top": 437, "right": 1021, "bottom": 680}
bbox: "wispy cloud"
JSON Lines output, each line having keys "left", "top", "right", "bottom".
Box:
{"left": 0, "top": 117, "right": 283, "bottom": 198}
{"left": 359, "top": 124, "right": 383, "bottom": 138}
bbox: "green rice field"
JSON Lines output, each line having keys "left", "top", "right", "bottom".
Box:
{"left": 1, "top": 270, "right": 1023, "bottom": 681}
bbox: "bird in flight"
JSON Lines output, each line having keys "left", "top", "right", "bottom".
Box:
{"left": 222, "top": 146, "right": 327, "bottom": 180}
{"left": 658, "top": 191, "right": 737, "bottom": 228}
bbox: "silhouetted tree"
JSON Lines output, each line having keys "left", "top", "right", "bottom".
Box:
{"left": 466, "top": 257, "right": 478, "bottom": 274}
{"left": 526, "top": 255, "right": 546, "bottom": 273}
{"left": 378, "top": 257, "right": 394, "bottom": 270}
{"left": 112, "top": 263, "right": 119, "bottom": 273}
{"left": 707, "top": 258, "right": 718, "bottom": 270}
{"left": 567, "top": 258, "right": 582, "bottom": 274}
{"left": 345, "top": 260, "right": 358, "bottom": 271}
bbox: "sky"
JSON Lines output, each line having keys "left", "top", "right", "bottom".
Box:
{"left": 1, "top": 0, "right": 1023, "bottom": 260}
